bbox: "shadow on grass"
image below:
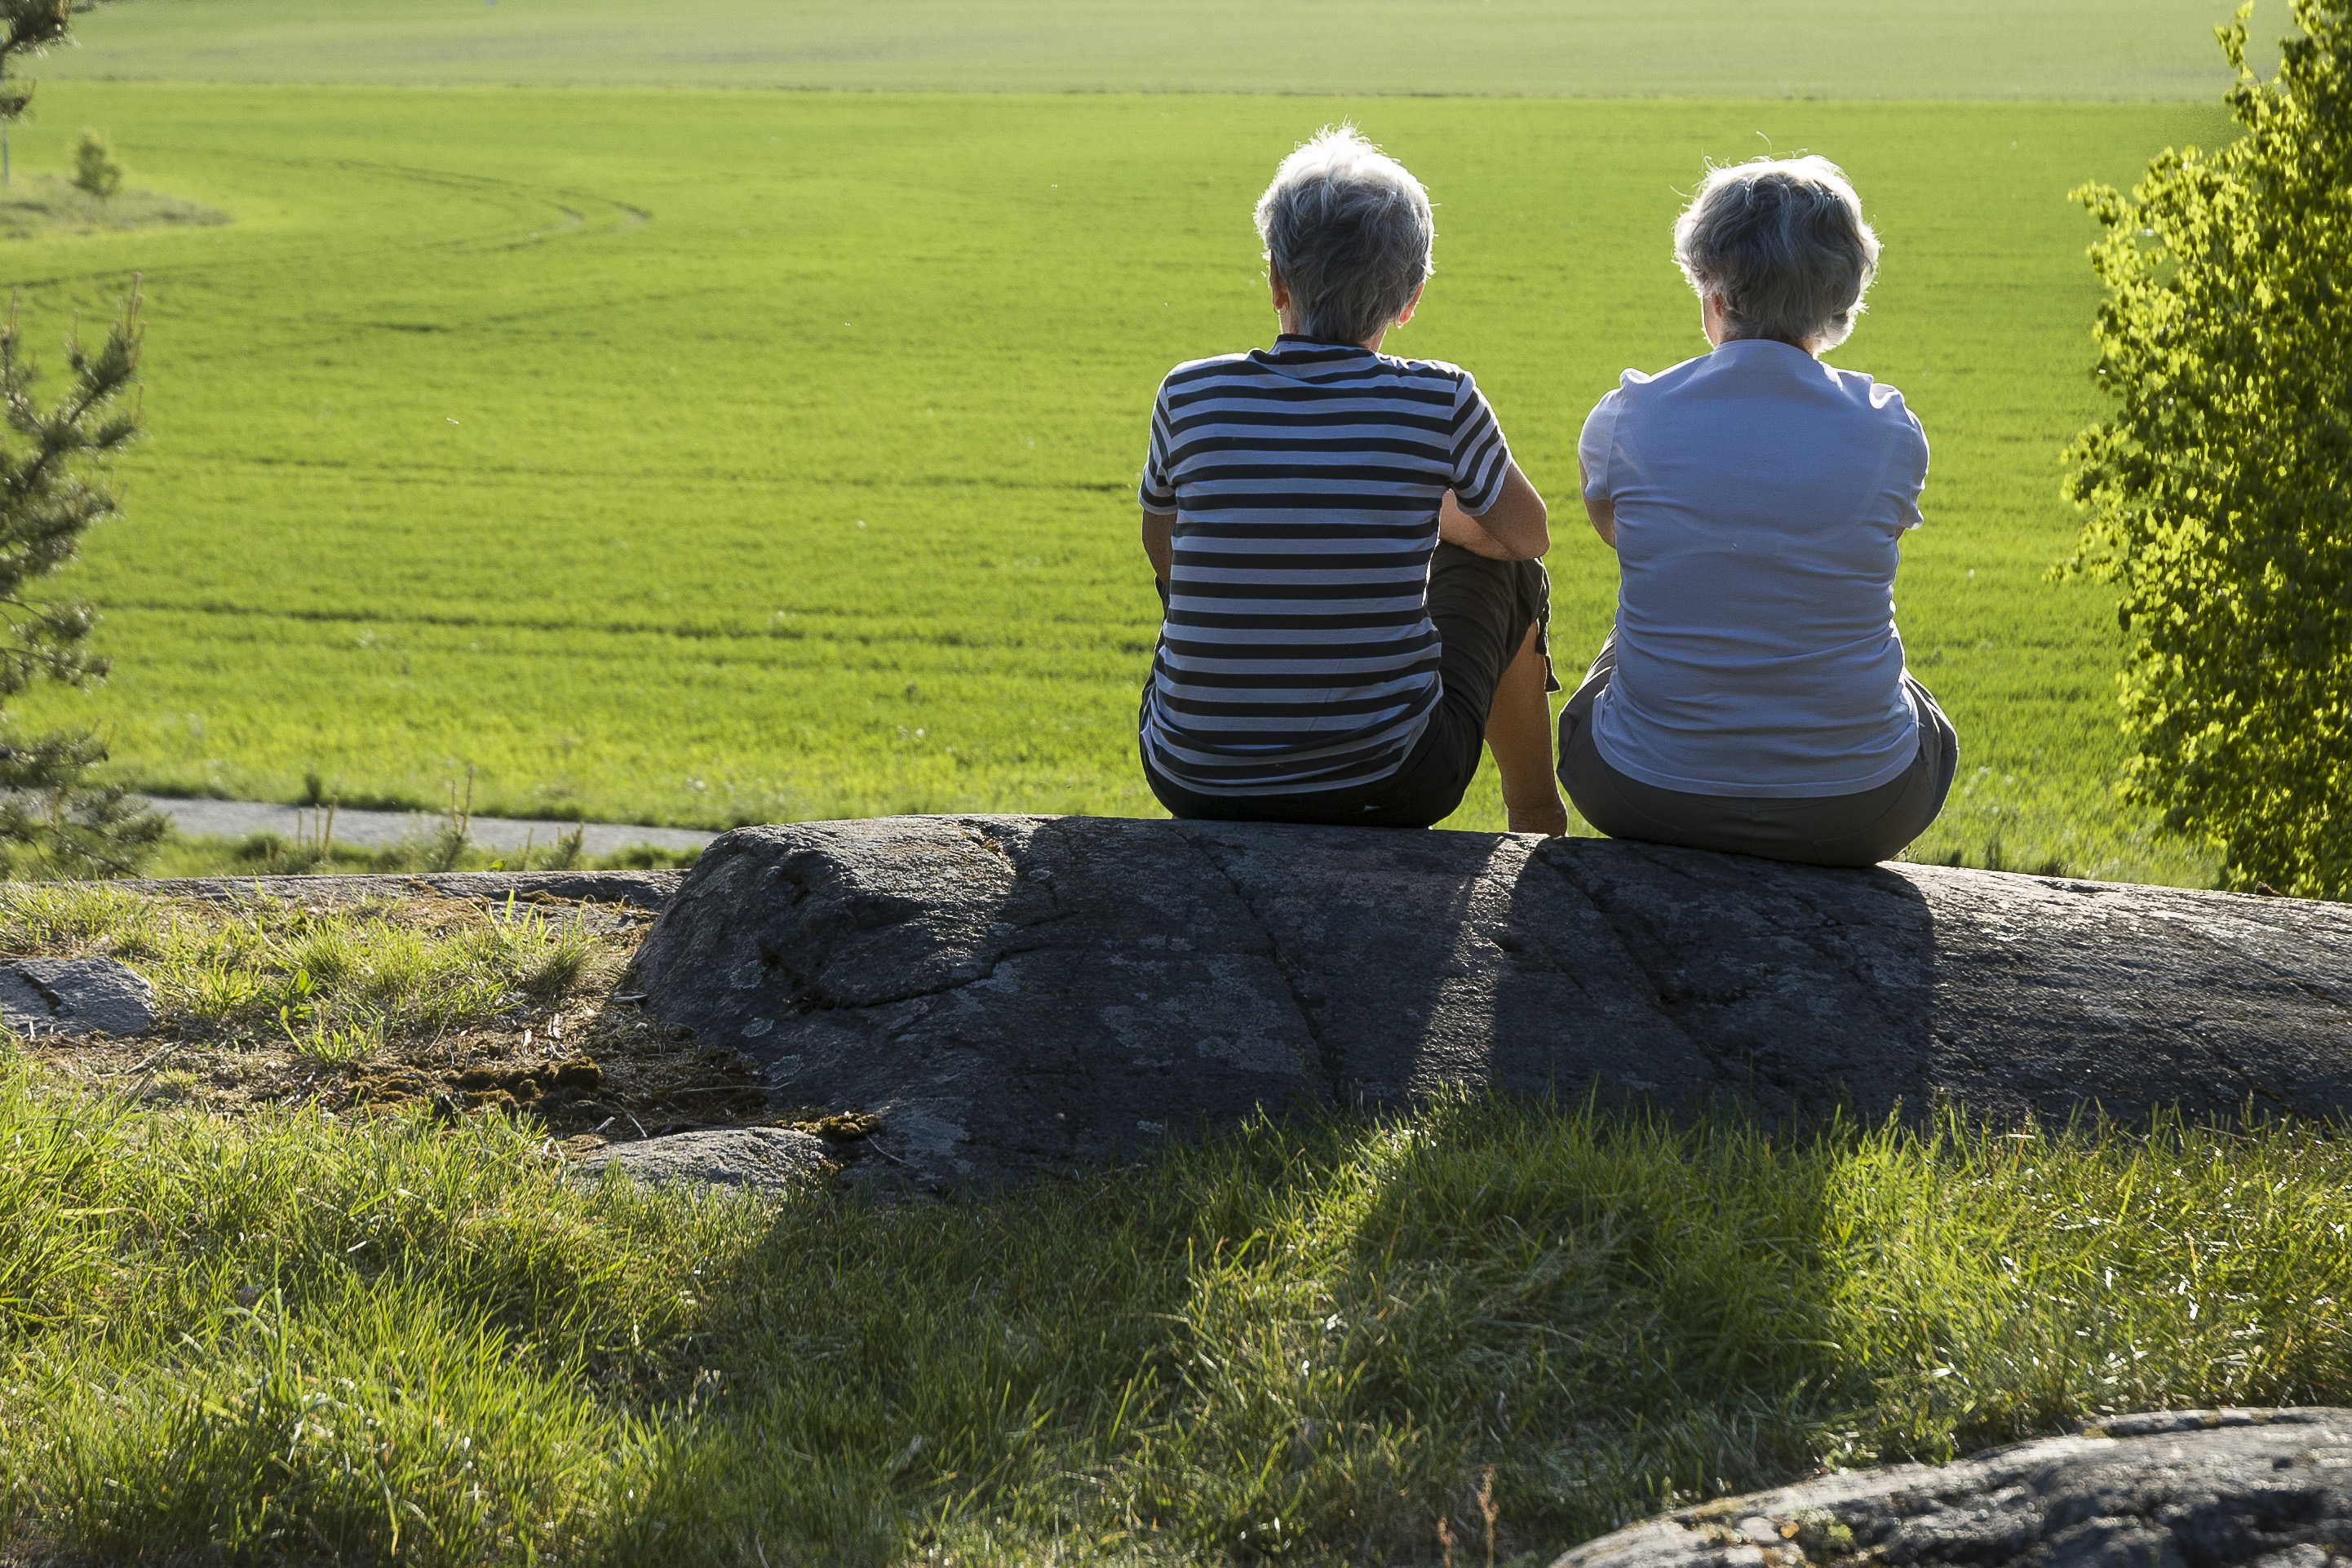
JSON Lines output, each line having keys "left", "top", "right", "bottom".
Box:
{"left": 15, "top": 1072, "right": 2352, "bottom": 1568}
{"left": 627, "top": 1095, "right": 1866, "bottom": 1566}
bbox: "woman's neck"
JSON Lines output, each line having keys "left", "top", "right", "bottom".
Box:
{"left": 1279, "top": 310, "right": 1388, "bottom": 354}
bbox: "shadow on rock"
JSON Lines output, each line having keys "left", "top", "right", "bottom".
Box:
{"left": 624, "top": 816, "right": 2352, "bottom": 1190}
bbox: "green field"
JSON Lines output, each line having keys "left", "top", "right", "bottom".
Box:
{"left": 40, "top": 0, "right": 2284, "bottom": 98}
{"left": 0, "top": 2, "right": 2267, "bottom": 884}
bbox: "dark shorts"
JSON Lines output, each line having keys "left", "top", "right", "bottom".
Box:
{"left": 1144, "top": 544, "right": 1557, "bottom": 829}
{"left": 1556, "top": 634, "right": 1960, "bottom": 867}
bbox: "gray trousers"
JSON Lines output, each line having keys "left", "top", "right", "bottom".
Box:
{"left": 1557, "top": 637, "right": 1959, "bottom": 868}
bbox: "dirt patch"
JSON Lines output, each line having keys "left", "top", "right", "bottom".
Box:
{"left": 6, "top": 888, "right": 881, "bottom": 1167}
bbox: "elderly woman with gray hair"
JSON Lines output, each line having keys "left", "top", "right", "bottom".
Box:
{"left": 1136, "top": 127, "right": 1566, "bottom": 835}
{"left": 1559, "top": 155, "right": 1958, "bottom": 866}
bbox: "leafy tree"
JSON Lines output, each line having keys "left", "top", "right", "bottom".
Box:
{"left": 2062, "top": 0, "right": 2350, "bottom": 899}
{"left": 70, "top": 126, "right": 120, "bottom": 198}
{"left": 0, "top": 285, "right": 165, "bottom": 876}
{"left": 0, "top": 1, "right": 72, "bottom": 188}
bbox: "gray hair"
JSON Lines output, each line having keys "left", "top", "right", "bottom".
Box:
{"left": 1253, "top": 126, "right": 1434, "bottom": 345}
{"left": 1673, "top": 155, "right": 1880, "bottom": 352}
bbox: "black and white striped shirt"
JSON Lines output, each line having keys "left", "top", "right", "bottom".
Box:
{"left": 1138, "top": 336, "right": 1513, "bottom": 795}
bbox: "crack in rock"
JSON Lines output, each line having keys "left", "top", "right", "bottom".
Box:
{"left": 1174, "top": 825, "right": 1343, "bottom": 1104}
{"left": 755, "top": 907, "right": 1082, "bottom": 1017}
{"left": 1530, "top": 844, "right": 1757, "bottom": 1084}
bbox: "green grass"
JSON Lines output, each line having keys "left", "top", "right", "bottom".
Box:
{"left": 43, "top": 0, "right": 2286, "bottom": 99}
{"left": 0, "top": 86, "right": 2235, "bottom": 884}
{"left": 0, "top": 880, "right": 614, "bottom": 1057}
{"left": 7, "top": 886, "right": 2348, "bottom": 1566}
{"left": 9, "top": 1061, "right": 2352, "bottom": 1566}
{"left": 139, "top": 828, "right": 702, "bottom": 881}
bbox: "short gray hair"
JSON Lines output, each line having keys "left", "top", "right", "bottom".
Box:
{"left": 1673, "top": 155, "right": 1880, "bottom": 352}
{"left": 1253, "top": 126, "right": 1434, "bottom": 345}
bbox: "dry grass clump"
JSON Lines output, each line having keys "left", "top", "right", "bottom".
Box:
{"left": 0, "top": 174, "right": 228, "bottom": 238}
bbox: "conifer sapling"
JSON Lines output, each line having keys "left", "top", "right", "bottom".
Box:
{"left": 0, "top": 282, "right": 165, "bottom": 875}
{"left": 0, "top": 0, "right": 71, "bottom": 188}
{"left": 70, "top": 127, "right": 121, "bottom": 199}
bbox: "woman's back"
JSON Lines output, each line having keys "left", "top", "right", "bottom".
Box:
{"left": 1579, "top": 336, "right": 1929, "bottom": 799}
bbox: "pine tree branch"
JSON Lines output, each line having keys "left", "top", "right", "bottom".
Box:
{"left": 0, "top": 276, "right": 155, "bottom": 875}
{"left": 0, "top": 0, "right": 69, "bottom": 123}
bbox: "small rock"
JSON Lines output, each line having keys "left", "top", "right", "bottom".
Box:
{"left": 578, "top": 1126, "right": 832, "bottom": 1194}
{"left": 1551, "top": 1407, "right": 2352, "bottom": 1568}
{"left": 0, "top": 957, "right": 157, "bottom": 1039}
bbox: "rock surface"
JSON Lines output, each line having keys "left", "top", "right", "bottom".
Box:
{"left": 578, "top": 1126, "right": 833, "bottom": 1193}
{"left": 1551, "top": 1408, "right": 2352, "bottom": 1568}
{"left": 0, "top": 956, "right": 157, "bottom": 1038}
{"left": 625, "top": 815, "right": 2352, "bottom": 1187}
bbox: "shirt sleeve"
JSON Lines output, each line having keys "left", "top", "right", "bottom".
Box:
{"left": 1870, "top": 381, "right": 1930, "bottom": 529}
{"left": 1578, "top": 388, "right": 1623, "bottom": 501}
{"left": 1448, "top": 371, "right": 1513, "bottom": 516}
{"left": 1138, "top": 378, "right": 1176, "bottom": 513}
{"left": 1894, "top": 408, "right": 1929, "bottom": 529}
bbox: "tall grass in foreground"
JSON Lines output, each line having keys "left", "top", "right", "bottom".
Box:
{"left": 4, "top": 1070, "right": 2350, "bottom": 1566}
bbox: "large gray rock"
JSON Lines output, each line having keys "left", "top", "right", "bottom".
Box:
{"left": 1552, "top": 1408, "right": 2352, "bottom": 1568}
{"left": 625, "top": 816, "right": 2352, "bottom": 1188}
{"left": 0, "top": 956, "right": 157, "bottom": 1038}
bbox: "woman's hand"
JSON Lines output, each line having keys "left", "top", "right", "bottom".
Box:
{"left": 1439, "top": 463, "right": 1548, "bottom": 560}
{"left": 1438, "top": 493, "right": 1516, "bottom": 558}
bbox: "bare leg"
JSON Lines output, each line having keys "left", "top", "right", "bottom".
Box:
{"left": 1486, "top": 623, "right": 1568, "bottom": 837}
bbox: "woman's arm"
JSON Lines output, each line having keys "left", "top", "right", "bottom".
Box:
{"left": 1579, "top": 458, "right": 1618, "bottom": 550}
{"left": 1437, "top": 462, "right": 1549, "bottom": 560}
{"left": 1141, "top": 507, "right": 1175, "bottom": 582}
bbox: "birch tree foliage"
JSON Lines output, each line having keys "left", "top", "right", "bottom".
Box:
{"left": 2062, "top": 0, "right": 2350, "bottom": 898}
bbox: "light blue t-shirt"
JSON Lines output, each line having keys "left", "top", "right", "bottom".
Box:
{"left": 1578, "top": 338, "right": 1930, "bottom": 799}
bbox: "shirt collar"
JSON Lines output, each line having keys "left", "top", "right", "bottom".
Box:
{"left": 1709, "top": 336, "right": 1821, "bottom": 365}
{"left": 1252, "top": 334, "right": 1382, "bottom": 376}
{"left": 1267, "top": 332, "right": 1377, "bottom": 356}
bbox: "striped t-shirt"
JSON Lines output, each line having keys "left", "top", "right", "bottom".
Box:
{"left": 1137, "top": 335, "right": 1514, "bottom": 796}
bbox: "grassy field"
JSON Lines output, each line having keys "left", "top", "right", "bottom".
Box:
{"left": 2, "top": 886, "right": 2351, "bottom": 1565}
{"left": 41, "top": 0, "right": 2284, "bottom": 98}
{"left": 0, "top": 86, "right": 2235, "bottom": 883}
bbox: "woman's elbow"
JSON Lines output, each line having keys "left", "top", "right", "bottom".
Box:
{"left": 1520, "top": 499, "right": 1550, "bottom": 560}
{"left": 1582, "top": 496, "right": 1617, "bottom": 550}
